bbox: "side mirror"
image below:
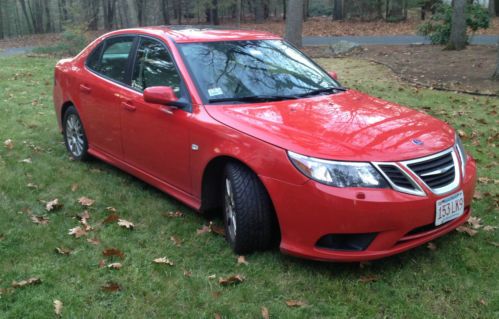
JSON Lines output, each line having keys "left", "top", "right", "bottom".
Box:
{"left": 143, "top": 86, "right": 178, "bottom": 105}
{"left": 328, "top": 71, "right": 338, "bottom": 81}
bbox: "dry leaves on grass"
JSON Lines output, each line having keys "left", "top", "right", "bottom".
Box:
{"left": 285, "top": 300, "right": 306, "bottom": 308}
{"left": 55, "top": 247, "right": 73, "bottom": 255}
{"left": 163, "top": 211, "right": 184, "bottom": 218}
{"left": 87, "top": 237, "right": 100, "bottom": 245}
{"left": 31, "top": 214, "right": 49, "bottom": 225}
{"left": 261, "top": 307, "right": 270, "bottom": 319}
{"left": 102, "top": 213, "right": 120, "bottom": 224}
{"left": 102, "top": 248, "right": 125, "bottom": 259}
{"left": 196, "top": 225, "right": 210, "bottom": 235}
{"left": 218, "top": 274, "right": 245, "bottom": 286}
{"left": 78, "top": 196, "right": 95, "bottom": 207}
{"left": 68, "top": 226, "right": 87, "bottom": 238}
{"left": 106, "top": 206, "right": 117, "bottom": 212}
{"left": 4, "top": 139, "right": 13, "bottom": 150}
{"left": 53, "top": 300, "right": 63, "bottom": 317}
{"left": 101, "top": 281, "right": 121, "bottom": 292}
{"left": 117, "top": 219, "right": 134, "bottom": 229}
{"left": 153, "top": 257, "right": 174, "bottom": 266}
{"left": 456, "top": 226, "right": 478, "bottom": 237}
{"left": 359, "top": 274, "right": 381, "bottom": 283}
{"left": 237, "top": 255, "right": 248, "bottom": 265}
{"left": 183, "top": 270, "right": 192, "bottom": 277}
{"left": 45, "top": 198, "right": 62, "bottom": 212}
{"left": 71, "top": 183, "right": 79, "bottom": 192}
{"left": 427, "top": 242, "right": 437, "bottom": 251}
{"left": 107, "top": 262, "right": 122, "bottom": 270}
{"left": 467, "top": 216, "right": 483, "bottom": 229}
{"left": 26, "top": 183, "right": 38, "bottom": 189}
{"left": 196, "top": 222, "right": 225, "bottom": 236}
{"left": 170, "top": 236, "right": 182, "bottom": 246}
{"left": 20, "top": 158, "right": 32, "bottom": 164}
{"left": 483, "top": 225, "right": 498, "bottom": 232}
{"left": 11, "top": 277, "right": 41, "bottom": 288}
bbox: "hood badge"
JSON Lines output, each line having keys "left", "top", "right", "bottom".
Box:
{"left": 412, "top": 139, "right": 424, "bottom": 146}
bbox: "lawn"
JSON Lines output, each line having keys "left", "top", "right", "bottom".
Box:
{"left": 0, "top": 55, "right": 497, "bottom": 319}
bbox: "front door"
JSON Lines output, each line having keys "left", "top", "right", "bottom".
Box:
{"left": 121, "top": 37, "right": 192, "bottom": 193}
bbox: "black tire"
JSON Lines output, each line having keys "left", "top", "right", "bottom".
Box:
{"left": 223, "top": 162, "right": 275, "bottom": 254}
{"left": 63, "top": 106, "right": 89, "bottom": 161}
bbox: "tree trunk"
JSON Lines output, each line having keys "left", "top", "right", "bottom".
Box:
{"left": 255, "top": 0, "right": 265, "bottom": 23}
{"left": 285, "top": 0, "right": 303, "bottom": 48}
{"left": 20, "top": 0, "right": 34, "bottom": 33}
{"left": 333, "top": 0, "right": 343, "bottom": 20}
{"left": 0, "top": 2, "right": 4, "bottom": 39}
{"left": 493, "top": 40, "right": 499, "bottom": 80}
{"left": 283, "top": 0, "right": 286, "bottom": 20}
{"left": 303, "top": 0, "right": 309, "bottom": 21}
{"left": 161, "top": 0, "right": 170, "bottom": 24}
{"left": 212, "top": 0, "right": 219, "bottom": 25}
{"left": 448, "top": 0, "right": 467, "bottom": 50}
{"left": 236, "top": 0, "right": 241, "bottom": 27}
{"left": 489, "top": 0, "right": 495, "bottom": 16}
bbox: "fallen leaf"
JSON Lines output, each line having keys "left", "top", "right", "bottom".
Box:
{"left": 427, "top": 242, "right": 437, "bottom": 251}
{"left": 102, "top": 248, "right": 125, "bottom": 259}
{"left": 46, "top": 199, "right": 62, "bottom": 212}
{"left": 479, "top": 299, "right": 487, "bottom": 306}
{"left": 4, "top": 139, "right": 13, "bottom": 150}
{"left": 102, "top": 213, "right": 120, "bottom": 224}
{"left": 483, "top": 225, "right": 497, "bottom": 232}
{"left": 359, "top": 274, "right": 381, "bottom": 283}
{"left": 170, "top": 236, "right": 182, "bottom": 246}
{"left": 285, "top": 300, "right": 306, "bottom": 308}
{"left": 87, "top": 237, "right": 100, "bottom": 245}
{"left": 71, "top": 183, "right": 79, "bottom": 192}
{"left": 209, "top": 222, "right": 225, "bottom": 236}
{"left": 31, "top": 215, "right": 49, "bottom": 225}
{"left": 473, "top": 191, "right": 482, "bottom": 200}
{"left": 101, "top": 281, "right": 121, "bottom": 292}
{"left": 27, "top": 183, "right": 38, "bottom": 189}
{"left": 53, "top": 300, "right": 63, "bottom": 317}
{"left": 117, "top": 219, "right": 134, "bottom": 229}
{"left": 12, "top": 277, "right": 41, "bottom": 288}
{"left": 456, "top": 226, "right": 478, "bottom": 236}
{"left": 55, "top": 247, "right": 73, "bottom": 255}
{"left": 219, "top": 274, "right": 244, "bottom": 286}
{"left": 163, "top": 211, "right": 184, "bottom": 218}
{"left": 467, "top": 216, "right": 482, "bottom": 229}
{"left": 214, "top": 314, "right": 222, "bottom": 319}
{"left": 20, "top": 158, "right": 32, "bottom": 164}
{"left": 457, "top": 130, "right": 467, "bottom": 139}
{"left": 153, "top": 257, "right": 174, "bottom": 266}
{"left": 183, "top": 270, "right": 192, "bottom": 277}
{"left": 107, "top": 262, "right": 122, "bottom": 270}
{"left": 197, "top": 225, "right": 210, "bottom": 235}
{"left": 78, "top": 196, "right": 95, "bottom": 207}
{"left": 68, "top": 226, "right": 87, "bottom": 238}
{"left": 208, "top": 274, "right": 216, "bottom": 280}
{"left": 98, "top": 259, "right": 106, "bottom": 268}
{"left": 237, "top": 255, "right": 248, "bottom": 265}
{"left": 261, "top": 306, "right": 270, "bottom": 319}
{"left": 76, "top": 210, "right": 91, "bottom": 221}
{"left": 106, "top": 206, "right": 117, "bottom": 212}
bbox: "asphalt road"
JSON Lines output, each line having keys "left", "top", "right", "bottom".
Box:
{"left": 0, "top": 35, "right": 497, "bottom": 56}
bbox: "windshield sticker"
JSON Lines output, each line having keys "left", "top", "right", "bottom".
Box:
{"left": 208, "top": 87, "right": 224, "bottom": 97}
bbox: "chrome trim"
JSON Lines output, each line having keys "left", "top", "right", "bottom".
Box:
{"left": 372, "top": 162, "right": 426, "bottom": 196}
{"left": 419, "top": 164, "right": 454, "bottom": 177}
{"left": 455, "top": 139, "right": 467, "bottom": 179}
{"left": 401, "top": 148, "right": 460, "bottom": 196}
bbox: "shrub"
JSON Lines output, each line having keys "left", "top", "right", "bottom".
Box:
{"left": 34, "top": 25, "right": 88, "bottom": 57}
{"left": 418, "top": 3, "right": 490, "bottom": 45}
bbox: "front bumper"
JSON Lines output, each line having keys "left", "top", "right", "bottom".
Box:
{"left": 261, "top": 155, "right": 477, "bottom": 262}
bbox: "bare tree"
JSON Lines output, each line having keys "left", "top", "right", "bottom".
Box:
{"left": 161, "top": 0, "right": 170, "bottom": 25}
{"left": 448, "top": 0, "right": 467, "bottom": 50}
{"left": 333, "top": 0, "right": 343, "bottom": 20}
{"left": 285, "top": 0, "right": 303, "bottom": 48}
{"left": 493, "top": 40, "right": 499, "bottom": 81}
{"left": 103, "top": 0, "right": 118, "bottom": 30}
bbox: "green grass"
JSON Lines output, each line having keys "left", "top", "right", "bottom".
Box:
{"left": 0, "top": 55, "right": 498, "bottom": 318}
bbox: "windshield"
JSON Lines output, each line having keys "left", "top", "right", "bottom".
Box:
{"left": 178, "top": 40, "right": 341, "bottom": 103}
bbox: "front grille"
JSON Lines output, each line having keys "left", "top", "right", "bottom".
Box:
{"left": 378, "top": 164, "right": 416, "bottom": 190}
{"left": 406, "top": 151, "right": 456, "bottom": 190}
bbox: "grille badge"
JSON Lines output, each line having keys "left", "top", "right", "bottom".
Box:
{"left": 412, "top": 139, "right": 424, "bottom": 145}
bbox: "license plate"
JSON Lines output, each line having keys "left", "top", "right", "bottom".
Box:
{"left": 435, "top": 191, "right": 464, "bottom": 226}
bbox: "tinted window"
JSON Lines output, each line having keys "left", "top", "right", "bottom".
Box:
{"left": 86, "top": 43, "right": 103, "bottom": 70}
{"left": 131, "top": 38, "right": 181, "bottom": 96}
{"left": 179, "top": 40, "right": 338, "bottom": 103}
{"left": 97, "top": 37, "right": 134, "bottom": 83}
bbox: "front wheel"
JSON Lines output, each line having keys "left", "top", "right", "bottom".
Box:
{"left": 223, "top": 162, "right": 276, "bottom": 254}
{"left": 63, "top": 106, "right": 89, "bottom": 161}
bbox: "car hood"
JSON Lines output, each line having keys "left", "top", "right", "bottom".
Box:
{"left": 204, "top": 90, "right": 455, "bottom": 162}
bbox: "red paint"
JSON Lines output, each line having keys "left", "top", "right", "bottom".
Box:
{"left": 53, "top": 27, "right": 477, "bottom": 262}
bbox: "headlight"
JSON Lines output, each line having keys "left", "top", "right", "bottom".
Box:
{"left": 455, "top": 134, "right": 467, "bottom": 177}
{"left": 288, "top": 151, "right": 389, "bottom": 188}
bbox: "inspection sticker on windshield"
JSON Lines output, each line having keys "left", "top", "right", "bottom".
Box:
{"left": 208, "top": 87, "right": 224, "bottom": 97}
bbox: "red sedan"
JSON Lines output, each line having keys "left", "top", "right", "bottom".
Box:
{"left": 53, "top": 27, "right": 477, "bottom": 262}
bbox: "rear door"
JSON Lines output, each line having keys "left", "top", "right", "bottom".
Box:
{"left": 81, "top": 35, "right": 137, "bottom": 158}
{"left": 121, "top": 36, "right": 192, "bottom": 193}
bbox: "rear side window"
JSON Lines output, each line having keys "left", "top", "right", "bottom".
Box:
{"left": 87, "top": 36, "right": 135, "bottom": 83}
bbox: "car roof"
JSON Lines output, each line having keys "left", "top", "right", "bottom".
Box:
{"left": 105, "top": 26, "right": 282, "bottom": 43}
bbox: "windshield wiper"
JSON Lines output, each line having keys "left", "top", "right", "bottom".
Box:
{"left": 299, "top": 86, "right": 348, "bottom": 98}
{"left": 208, "top": 95, "right": 299, "bottom": 104}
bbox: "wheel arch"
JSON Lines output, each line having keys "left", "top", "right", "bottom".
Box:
{"left": 60, "top": 100, "right": 75, "bottom": 128}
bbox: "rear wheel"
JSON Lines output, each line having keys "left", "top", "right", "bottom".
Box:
{"left": 223, "top": 162, "right": 275, "bottom": 254}
{"left": 63, "top": 106, "right": 89, "bottom": 161}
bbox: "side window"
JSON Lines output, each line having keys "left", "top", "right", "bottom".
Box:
{"left": 98, "top": 37, "right": 134, "bottom": 83}
{"left": 131, "top": 38, "right": 181, "bottom": 97}
{"left": 86, "top": 43, "right": 103, "bottom": 71}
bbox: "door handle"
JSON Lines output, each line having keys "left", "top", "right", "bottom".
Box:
{"left": 122, "top": 101, "right": 136, "bottom": 112}
{"left": 79, "top": 84, "right": 92, "bottom": 94}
